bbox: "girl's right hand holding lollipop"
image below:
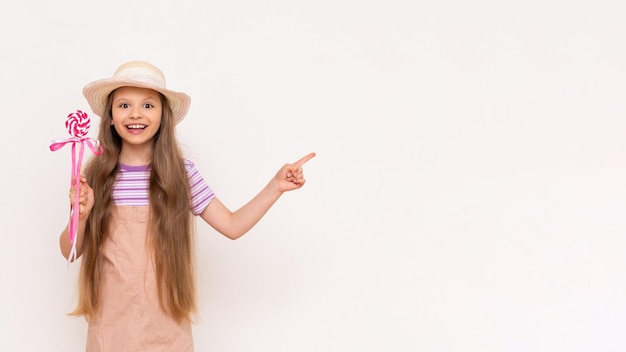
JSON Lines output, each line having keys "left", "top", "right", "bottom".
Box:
{"left": 70, "top": 175, "right": 94, "bottom": 218}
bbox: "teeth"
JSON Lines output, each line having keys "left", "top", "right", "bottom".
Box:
{"left": 127, "top": 124, "right": 146, "bottom": 129}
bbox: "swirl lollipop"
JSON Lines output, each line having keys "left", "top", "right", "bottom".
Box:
{"left": 65, "top": 110, "right": 91, "bottom": 138}
{"left": 50, "top": 110, "right": 103, "bottom": 263}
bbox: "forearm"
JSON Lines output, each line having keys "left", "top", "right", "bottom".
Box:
{"left": 59, "top": 217, "right": 87, "bottom": 260}
{"left": 229, "top": 180, "right": 283, "bottom": 238}
{"left": 204, "top": 179, "right": 283, "bottom": 240}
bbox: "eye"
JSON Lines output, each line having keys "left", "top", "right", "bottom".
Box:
{"left": 144, "top": 103, "right": 154, "bottom": 109}
{"left": 119, "top": 103, "right": 129, "bottom": 109}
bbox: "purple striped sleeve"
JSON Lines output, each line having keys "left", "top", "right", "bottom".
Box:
{"left": 185, "top": 160, "right": 215, "bottom": 215}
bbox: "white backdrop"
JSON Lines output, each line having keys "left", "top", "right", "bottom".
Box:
{"left": 1, "top": 0, "right": 625, "bottom": 351}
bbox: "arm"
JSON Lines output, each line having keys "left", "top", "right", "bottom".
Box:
{"left": 200, "top": 152, "right": 315, "bottom": 240}
{"left": 59, "top": 175, "right": 94, "bottom": 260}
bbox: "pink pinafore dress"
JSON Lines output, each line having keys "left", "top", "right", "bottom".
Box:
{"left": 85, "top": 205, "right": 194, "bottom": 351}
{"left": 84, "top": 160, "right": 214, "bottom": 351}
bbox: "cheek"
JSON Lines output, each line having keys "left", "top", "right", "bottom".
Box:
{"left": 152, "top": 114, "right": 163, "bottom": 130}
{"left": 111, "top": 110, "right": 122, "bottom": 125}
{"left": 111, "top": 124, "right": 124, "bottom": 137}
{"left": 110, "top": 115, "right": 125, "bottom": 133}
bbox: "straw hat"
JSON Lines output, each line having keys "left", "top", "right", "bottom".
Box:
{"left": 83, "top": 61, "right": 191, "bottom": 124}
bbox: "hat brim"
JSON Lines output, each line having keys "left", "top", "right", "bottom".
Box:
{"left": 83, "top": 78, "right": 191, "bottom": 125}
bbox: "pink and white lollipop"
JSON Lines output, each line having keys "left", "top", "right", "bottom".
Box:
{"left": 50, "top": 109, "right": 102, "bottom": 264}
{"left": 65, "top": 110, "right": 91, "bottom": 138}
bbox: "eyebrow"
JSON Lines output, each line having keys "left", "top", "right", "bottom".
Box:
{"left": 113, "top": 96, "right": 160, "bottom": 103}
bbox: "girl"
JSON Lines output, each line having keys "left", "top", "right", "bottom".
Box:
{"left": 59, "top": 61, "right": 315, "bottom": 351}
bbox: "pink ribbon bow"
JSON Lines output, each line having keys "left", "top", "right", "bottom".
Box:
{"left": 50, "top": 110, "right": 103, "bottom": 263}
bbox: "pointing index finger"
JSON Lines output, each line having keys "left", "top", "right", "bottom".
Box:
{"left": 293, "top": 152, "right": 316, "bottom": 167}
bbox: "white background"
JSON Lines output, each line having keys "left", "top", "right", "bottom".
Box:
{"left": 1, "top": 0, "right": 625, "bottom": 351}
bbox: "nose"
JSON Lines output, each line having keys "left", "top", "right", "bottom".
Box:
{"left": 129, "top": 106, "right": 142, "bottom": 119}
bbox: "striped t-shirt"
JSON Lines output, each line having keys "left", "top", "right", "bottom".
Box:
{"left": 112, "top": 160, "right": 215, "bottom": 215}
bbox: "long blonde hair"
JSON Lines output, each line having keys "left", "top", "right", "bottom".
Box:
{"left": 71, "top": 89, "right": 197, "bottom": 323}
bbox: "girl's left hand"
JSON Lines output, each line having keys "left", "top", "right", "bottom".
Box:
{"left": 274, "top": 152, "right": 316, "bottom": 192}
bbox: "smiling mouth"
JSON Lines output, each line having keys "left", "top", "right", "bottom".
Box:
{"left": 126, "top": 124, "right": 147, "bottom": 130}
